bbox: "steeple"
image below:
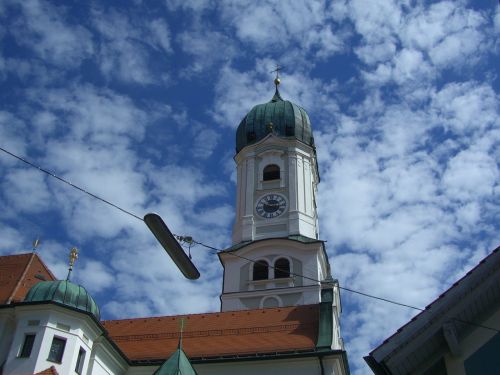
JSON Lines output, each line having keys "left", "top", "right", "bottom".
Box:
{"left": 156, "top": 318, "right": 198, "bottom": 375}
{"left": 271, "top": 64, "right": 283, "bottom": 102}
{"left": 232, "top": 76, "right": 320, "bottom": 244}
{"left": 219, "top": 76, "right": 336, "bottom": 316}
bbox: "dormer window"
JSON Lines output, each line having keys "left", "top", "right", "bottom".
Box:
{"left": 253, "top": 260, "right": 269, "bottom": 280}
{"left": 274, "top": 258, "right": 290, "bottom": 278}
{"left": 75, "top": 347, "right": 86, "bottom": 374}
{"left": 19, "top": 334, "right": 36, "bottom": 358}
{"left": 263, "top": 164, "right": 280, "bottom": 181}
{"left": 47, "top": 336, "right": 66, "bottom": 363}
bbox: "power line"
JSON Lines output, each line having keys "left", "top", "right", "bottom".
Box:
{"left": 189, "top": 238, "right": 425, "bottom": 311}
{"left": 187, "top": 239, "right": 499, "bottom": 333}
{"left": 0, "top": 146, "right": 144, "bottom": 221}
{"left": 1, "top": 145, "right": 498, "bottom": 333}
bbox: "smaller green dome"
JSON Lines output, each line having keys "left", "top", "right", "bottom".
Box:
{"left": 24, "top": 280, "right": 100, "bottom": 320}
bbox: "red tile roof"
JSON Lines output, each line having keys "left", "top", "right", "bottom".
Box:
{"left": 34, "top": 366, "right": 59, "bottom": 375}
{"left": 103, "top": 304, "right": 320, "bottom": 361}
{"left": 0, "top": 253, "right": 57, "bottom": 304}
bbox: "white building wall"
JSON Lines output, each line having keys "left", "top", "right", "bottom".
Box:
{"left": 1, "top": 304, "right": 126, "bottom": 375}
{"left": 232, "top": 136, "right": 319, "bottom": 244}
{"left": 220, "top": 239, "right": 326, "bottom": 312}
{"left": 89, "top": 342, "right": 127, "bottom": 375}
{"left": 0, "top": 310, "right": 16, "bottom": 369}
{"left": 444, "top": 308, "right": 500, "bottom": 375}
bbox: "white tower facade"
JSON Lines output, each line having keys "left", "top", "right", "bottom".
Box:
{"left": 232, "top": 134, "right": 320, "bottom": 244}
{"left": 219, "top": 82, "right": 342, "bottom": 349}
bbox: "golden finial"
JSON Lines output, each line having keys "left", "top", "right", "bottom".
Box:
{"left": 267, "top": 122, "right": 274, "bottom": 133}
{"left": 66, "top": 247, "right": 79, "bottom": 281}
{"left": 32, "top": 238, "right": 40, "bottom": 253}
{"left": 270, "top": 64, "right": 283, "bottom": 87}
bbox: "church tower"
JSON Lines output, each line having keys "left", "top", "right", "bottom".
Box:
{"left": 231, "top": 80, "right": 320, "bottom": 244}
{"left": 218, "top": 77, "right": 342, "bottom": 351}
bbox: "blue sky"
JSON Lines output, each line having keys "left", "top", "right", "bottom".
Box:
{"left": 0, "top": 1, "right": 499, "bottom": 374}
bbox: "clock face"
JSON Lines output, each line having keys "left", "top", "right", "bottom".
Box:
{"left": 256, "top": 194, "right": 287, "bottom": 219}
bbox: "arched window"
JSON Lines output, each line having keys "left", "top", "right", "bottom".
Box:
{"left": 253, "top": 260, "right": 269, "bottom": 280}
{"left": 261, "top": 296, "right": 281, "bottom": 309}
{"left": 263, "top": 164, "right": 280, "bottom": 181}
{"left": 274, "top": 258, "right": 290, "bottom": 278}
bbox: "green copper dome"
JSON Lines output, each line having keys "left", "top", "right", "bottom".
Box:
{"left": 236, "top": 87, "right": 315, "bottom": 153}
{"left": 24, "top": 280, "right": 100, "bottom": 320}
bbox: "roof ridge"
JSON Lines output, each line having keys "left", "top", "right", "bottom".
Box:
{"left": 102, "top": 304, "right": 317, "bottom": 323}
{"left": 35, "top": 252, "right": 57, "bottom": 281}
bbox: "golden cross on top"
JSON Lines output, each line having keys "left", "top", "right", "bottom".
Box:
{"left": 270, "top": 64, "right": 283, "bottom": 79}
{"left": 66, "top": 247, "right": 79, "bottom": 281}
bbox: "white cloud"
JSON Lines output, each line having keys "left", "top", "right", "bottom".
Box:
{"left": 348, "top": 0, "right": 402, "bottom": 44}
{"left": 211, "top": 65, "right": 272, "bottom": 128}
{"left": 0, "top": 111, "right": 28, "bottom": 166}
{"left": 362, "top": 48, "right": 434, "bottom": 87}
{"left": 219, "top": 0, "right": 345, "bottom": 58}
{"left": 12, "top": 0, "right": 93, "bottom": 66}
{"left": 430, "top": 82, "right": 498, "bottom": 135}
{"left": 0, "top": 226, "right": 24, "bottom": 255}
{"left": 355, "top": 41, "right": 396, "bottom": 66}
{"left": 442, "top": 148, "right": 498, "bottom": 201}
{"left": 455, "top": 201, "right": 481, "bottom": 230}
{"left": 403, "top": 2, "right": 488, "bottom": 68}
{"left": 353, "top": 0, "right": 490, "bottom": 92}
{"left": 166, "top": 0, "right": 214, "bottom": 12}
{"left": 429, "top": 28, "right": 484, "bottom": 67}
{"left": 92, "top": 8, "right": 172, "bottom": 84}
{"left": 148, "top": 19, "right": 172, "bottom": 54}
{"left": 147, "top": 164, "right": 226, "bottom": 209}
{"left": 75, "top": 260, "right": 115, "bottom": 294}
{"left": 27, "top": 85, "right": 148, "bottom": 143}
{"left": 177, "top": 29, "right": 236, "bottom": 75}
{"left": 192, "top": 128, "right": 221, "bottom": 159}
{"left": 495, "top": 8, "right": 500, "bottom": 33}
{"left": 2, "top": 168, "right": 52, "bottom": 213}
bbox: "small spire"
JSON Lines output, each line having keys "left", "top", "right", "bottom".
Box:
{"left": 32, "top": 238, "right": 40, "bottom": 253}
{"left": 66, "top": 247, "right": 79, "bottom": 281}
{"left": 270, "top": 64, "right": 284, "bottom": 102}
{"left": 179, "top": 317, "right": 186, "bottom": 349}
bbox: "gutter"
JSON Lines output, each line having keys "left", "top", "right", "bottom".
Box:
{"left": 364, "top": 355, "right": 391, "bottom": 375}
{"left": 131, "top": 348, "right": 346, "bottom": 365}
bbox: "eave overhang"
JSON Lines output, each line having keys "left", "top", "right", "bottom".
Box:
{"left": 365, "top": 246, "right": 500, "bottom": 374}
